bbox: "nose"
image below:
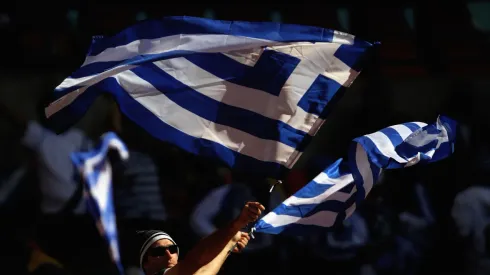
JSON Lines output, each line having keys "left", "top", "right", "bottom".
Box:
{"left": 165, "top": 249, "right": 172, "bottom": 257}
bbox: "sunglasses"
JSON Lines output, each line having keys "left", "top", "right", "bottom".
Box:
{"left": 148, "top": 245, "right": 178, "bottom": 256}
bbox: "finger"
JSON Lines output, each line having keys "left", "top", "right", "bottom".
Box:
{"left": 247, "top": 206, "right": 261, "bottom": 215}
{"left": 248, "top": 202, "right": 265, "bottom": 211}
{"left": 239, "top": 238, "right": 249, "bottom": 246}
{"left": 248, "top": 213, "right": 259, "bottom": 222}
{"left": 233, "top": 242, "right": 245, "bottom": 253}
{"left": 238, "top": 240, "right": 247, "bottom": 249}
{"left": 241, "top": 232, "right": 250, "bottom": 240}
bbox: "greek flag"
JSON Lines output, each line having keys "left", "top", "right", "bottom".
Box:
{"left": 254, "top": 115, "right": 457, "bottom": 234}
{"left": 45, "top": 16, "right": 373, "bottom": 178}
{"left": 71, "top": 132, "right": 129, "bottom": 274}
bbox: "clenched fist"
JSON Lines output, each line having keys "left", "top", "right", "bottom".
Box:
{"left": 236, "top": 202, "right": 265, "bottom": 227}
{"left": 231, "top": 232, "right": 250, "bottom": 253}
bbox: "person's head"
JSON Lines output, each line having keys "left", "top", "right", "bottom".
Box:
{"left": 137, "top": 230, "right": 179, "bottom": 275}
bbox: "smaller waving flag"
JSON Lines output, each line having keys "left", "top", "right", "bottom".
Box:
{"left": 253, "top": 115, "right": 456, "bottom": 235}
{"left": 70, "top": 132, "right": 129, "bottom": 274}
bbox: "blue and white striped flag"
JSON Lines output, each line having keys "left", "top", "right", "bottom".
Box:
{"left": 45, "top": 16, "right": 373, "bottom": 178}
{"left": 254, "top": 115, "right": 457, "bottom": 235}
{"left": 70, "top": 132, "right": 129, "bottom": 274}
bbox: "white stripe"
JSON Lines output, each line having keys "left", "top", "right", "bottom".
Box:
{"left": 261, "top": 212, "right": 301, "bottom": 227}
{"left": 81, "top": 34, "right": 277, "bottom": 68}
{"left": 79, "top": 32, "right": 356, "bottom": 71}
{"left": 332, "top": 30, "right": 355, "bottom": 45}
{"left": 222, "top": 47, "right": 264, "bottom": 66}
{"left": 355, "top": 143, "right": 375, "bottom": 198}
{"left": 313, "top": 171, "right": 351, "bottom": 185}
{"left": 282, "top": 173, "right": 353, "bottom": 206}
{"left": 296, "top": 210, "right": 339, "bottom": 227}
{"left": 45, "top": 65, "right": 137, "bottom": 118}
{"left": 56, "top": 64, "right": 138, "bottom": 92}
{"left": 389, "top": 124, "right": 416, "bottom": 140}
{"left": 364, "top": 131, "right": 407, "bottom": 163}
{"left": 54, "top": 34, "right": 278, "bottom": 91}
{"left": 285, "top": 181, "right": 356, "bottom": 206}
{"left": 81, "top": 137, "right": 128, "bottom": 211}
{"left": 261, "top": 210, "right": 340, "bottom": 228}
{"left": 116, "top": 70, "right": 295, "bottom": 164}
{"left": 89, "top": 162, "right": 111, "bottom": 210}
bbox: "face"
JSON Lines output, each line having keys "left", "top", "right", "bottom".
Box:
{"left": 143, "top": 239, "right": 179, "bottom": 273}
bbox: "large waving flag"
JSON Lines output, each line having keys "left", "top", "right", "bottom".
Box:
{"left": 254, "top": 115, "right": 456, "bottom": 235}
{"left": 71, "top": 132, "right": 129, "bottom": 274}
{"left": 45, "top": 16, "right": 373, "bottom": 178}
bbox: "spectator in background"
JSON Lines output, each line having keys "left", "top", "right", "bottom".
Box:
{"left": 452, "top": 185, "right": 490, "bottom": 275}
{"left": 189, "top": 168, "right": 255, "bottom": 239}
{"left": 0, "top": 94, "right": 122, "bottom": 274}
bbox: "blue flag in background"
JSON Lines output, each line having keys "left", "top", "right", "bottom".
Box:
{"left": 71, "top": 132, "right": 129, "bottom": 274}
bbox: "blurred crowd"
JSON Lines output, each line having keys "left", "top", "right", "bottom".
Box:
{"left": 1, "top": 89, "right": 490, "bottom": 275}
{"left": 1, "top": 2, "right": 490, "bottom": 275}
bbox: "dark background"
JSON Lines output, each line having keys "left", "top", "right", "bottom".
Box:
{"left": 1, "top": 1, "right": 490, "bottom": 275}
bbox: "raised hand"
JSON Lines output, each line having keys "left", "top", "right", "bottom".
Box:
{"left": 236, "top": 202, "right": 265, "bottom": 227}
{"left": 231, "top": 232, "right": 250, "bottom": 253}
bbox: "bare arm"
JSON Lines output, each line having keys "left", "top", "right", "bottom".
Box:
{"left": 167, "top": 202, "right": 263, "bottom": 275}
{"left": 194, "top": 232, "right": 250, "bottom": 275}
{"left": 193, "top": 237, "right": 237, "bottom": 275}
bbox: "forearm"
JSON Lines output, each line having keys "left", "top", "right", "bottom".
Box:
{"left": 178, "top": 218, "right": 243, "bottom": 273}
{"left": 193, "top": 240, "right": 236, "bottom": 275}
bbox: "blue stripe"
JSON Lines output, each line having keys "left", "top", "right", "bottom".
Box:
{"left": 256, "top": 189, "right": 357, "bottom": 235}
{"left": 59, "top": 50, "right": 195, "bottom": 87}
{"left": 130, "top": 63, "right": 308, "bottom": 149}
{"left": 54, "top": 78, "right": 290, "bottom": 178}
{"left": 293, "top": 182, "right": 337, "bottom": 199}
{"left": 334, "top": 44, "right": 370, "bottom": 72}
{"left": 403, "top": 122, "right": 423, "bottom": 132}
{"left": 379, "top": 127, "right": 404, "bottom": 148}
{"left": 347, "top": 143, "right": 366, "bottom": 204}
{"left": 273, "top": 192, "right": 355, "bottom": 218}
{"left": 369, "top": 160, "right": 382, "bottom": 183}
{"left": 87, "top": 16, "right": 372, "bottom": 57}
{"left": 297, "top": 74, "right": 342, "bottom": 116}
{"left": 354, "top": 136, "right": 390, "bottom": 168}
{"left": 185, "top": 50, "right": 301, "bottom": 96}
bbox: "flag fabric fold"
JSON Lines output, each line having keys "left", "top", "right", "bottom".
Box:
{"left": 46, "top": 16, "right": 373, "bottom": 178}
{"left": 70, "top": 132, "right": 129, "bottom": 274}
{"left": 254, "top": 115, "right": 456, "bottom": 235}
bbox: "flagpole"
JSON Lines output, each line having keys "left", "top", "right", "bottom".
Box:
{"left": 269, "top": 179, "right": 282, "bottom": 193}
